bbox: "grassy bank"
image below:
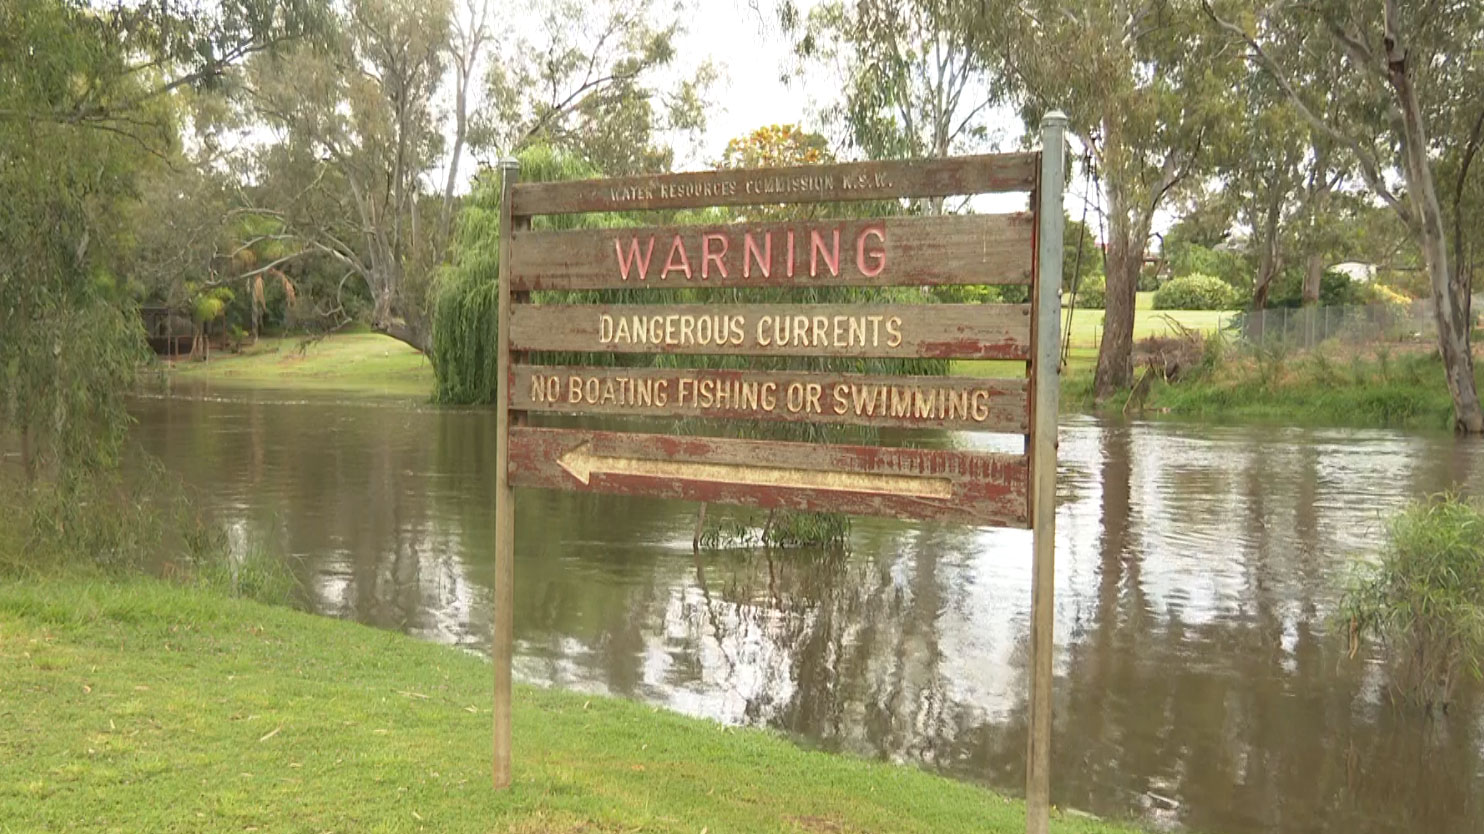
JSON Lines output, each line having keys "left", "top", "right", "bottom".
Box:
{"left": 1, "top": 576, "right": 1133, "bottom": 833}
{"left": 163, "top": 332, "right": 434, "bottom": 399}
{"left": 1107, "top": 346, "right": 1481, "bottom": 430}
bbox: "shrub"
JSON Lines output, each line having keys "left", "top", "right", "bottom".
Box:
{"left": 1069, "top": 272, "right": 1105, "bottom": 309}
{"left": 1265, "top": 268, "right": 1362, "bottom": 308}
{"left": 1340, "top": 494, "right": 1484, "bottom": 713}
{"left": 1152, "top": 274, "right": 1240, "bottom": 310}
{"left": 1358, "top": 282, "right": 1413, "bottom": 309}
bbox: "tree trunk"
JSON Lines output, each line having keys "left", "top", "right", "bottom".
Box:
{"left": 1385, "top": 1, "right": 1484, "bottom": 433}
{"left": 1094, "top": 188, "right": 1147, "bottom": 399}
{"left": 1301, "top": 253, "right": 1324, "bottom": 306}
{"left": 372, "top": 291, "right": 431, "bottom": 355}
{"left": 1251, "top": 189, "right": 1283, "bottom": 310}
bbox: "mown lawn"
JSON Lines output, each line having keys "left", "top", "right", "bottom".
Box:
{"left": 164, "top": 331, "right": 434, "bottom": 399}
{"left": 953, "top": 294, "right": 1232, "bottom": 381}
{"left": 0, "top": 577, "right": 1139, "bottom": 834}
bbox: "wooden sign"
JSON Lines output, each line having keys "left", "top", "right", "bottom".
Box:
{"left": 509, "top": 428, "right": 1028, "bottom": 527}
{"left": 510, "top": 153, "right": 1037, "bottom": 215}
{"left": 489, "top": 114, "right": 1070, "bottom": 834}
{"left": 510, "top": 365, "right": 1030, "bottom": 432}
{"left": 508, "top": 303, "right": 1030, "bottom": 359}
{"left": 508, "top": 214, "right": 1033, "bottom": 291}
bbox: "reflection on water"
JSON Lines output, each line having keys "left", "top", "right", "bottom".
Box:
{"left": 130, "top": 385, "right": 1484, "bottom": 834}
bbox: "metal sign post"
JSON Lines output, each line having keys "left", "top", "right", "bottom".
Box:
{"left": 490, "top": 112, "right": 1067, "bottom": 834}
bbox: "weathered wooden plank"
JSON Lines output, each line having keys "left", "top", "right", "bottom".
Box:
{"left": 510, "top": 365, "right": 1030, "bottom": 433}
{"left": 508, "top": 214, "right": 1033, "bottom": 291}
{"left": 492, "top": 159, "right": 520, "bottom": 790}
{"left": 510, "top": 153, "right": 1038, "bottom": 215}
{"left": 508, "top": 427, "right": 1030, "bottom": 527}
{"left": 507, "top": 303, "right": 1031, "bottom": 360}
{"left": 1025, "top": 111, "right": 1066, "bottom": 834}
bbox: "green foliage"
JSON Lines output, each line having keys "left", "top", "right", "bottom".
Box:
{"left": 1, "top": 461, "right": 301, "bottom": 610}
{"left": 1062, "top": 217, "right": 1101, "bottom": 295}
{"left": 795, "top": 0, "right": 1004, "bottom": 161}
{"left": 1129, "top": 347, "right": 1473, "bottom": 429}
{"left": 1264, "top": 269, "right": 1360, "bottom": 309}
{"left": 1340, "top": 495, "right": 1484, "bottom": 713}
{"left": 699, "top": 509, "right": 849, "bottom": 549}
{"left": 430, "top": 146, "right": 607, "bottom": 405}
{"left": 0, "top": 0, "right": 154, "bottom": 484}
{"left": 1, "top": 0, "right": 325, "bottom": 483}
{"left": 1153, "top": 274, "right": 1241, "bottom": 310}
{"left": 1069, "top": 272, "right": 1106, "bottom": 309}
{"left": 477, "top": 0, "right": 711, "bottom": 176}
{"left": 1163, "top": 242, "right": 1250, "bottom": 289}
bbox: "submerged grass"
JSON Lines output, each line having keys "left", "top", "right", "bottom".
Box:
{"left": 0, "top": 576, "right": 1136, "bottom": 834}
{"left": 1339, "top": 494, "right": 1484, "bottom": 713}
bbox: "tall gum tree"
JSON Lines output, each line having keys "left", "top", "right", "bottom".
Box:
{"left": 791, "top": 0, "right": 1016, "bottom": 214}
{"left": 243, "top": 0, "right": 453, "bottom": 353}
{"left": 999, "top": 0, "right": 1243, "bottom": 397}
{"left": 475, "top": 0, "right": 711, "bottom": 176}
{"left": 1205, "top": 0, "right": 1484, "bottom": 433}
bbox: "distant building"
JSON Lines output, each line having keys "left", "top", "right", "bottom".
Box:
{"left": 1330, "top": 262, "right": 1377, "bottom": 283}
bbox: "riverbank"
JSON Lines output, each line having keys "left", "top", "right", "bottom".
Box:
{"left": 1095, "top": 345, "right": 1483, "bottom": 430}
{"left": 160, "top": 331, "right": 433, "bottom": 399}
{"left": 0, "top": 575, "right": 1131, "bottom": 833}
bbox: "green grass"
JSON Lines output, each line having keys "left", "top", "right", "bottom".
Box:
{"left": 1125, "top": 348, "right": 1481, "bottom": 430}
{"left": 0, "top": 576, "right": 1138, "bottom": 834}
{"left": 952, "top": 295, "right": 1230, "bottom": 383}
{"left": 1060, "top": 292, "right": 1231, "bottom": 352}
{"left": 163, "top": 332, "right": 435, "bottom": 399}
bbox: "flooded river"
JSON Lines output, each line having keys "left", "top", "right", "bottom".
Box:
{"left": 130, "top": 384, "right": 1484, "bottom": 833}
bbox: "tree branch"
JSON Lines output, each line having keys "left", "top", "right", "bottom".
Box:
{"left": 1201, "top": 0, "right": 1416, "bottom": 229}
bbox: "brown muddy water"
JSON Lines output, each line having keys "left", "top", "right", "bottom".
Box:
{"left": 129, "top": 384, "right": 1484, "bottom": 834}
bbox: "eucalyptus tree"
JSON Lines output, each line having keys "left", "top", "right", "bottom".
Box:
{"left": 475, "top": 0, "right": 712, "bottom": 176}
{"left": 242, "top": 0, "right": 454, "bottom": 352}
{"left": 1225, "top": 79, "right": 1350, "bottom": 309}
{"left": 791, "top": 0, "right": 1013, "bottom": 212}
{"left": 1001, "top": 0, "right": 1245, "bottom": 398}
{"left": 1205, "top": 0, "right": 1484, "bottom": 432}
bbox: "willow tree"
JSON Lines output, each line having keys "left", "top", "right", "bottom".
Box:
{"left": 0, "top": 0, "right": 324, "bottom": 484}
{"left": 1000, "top": 0, "right": 1243, "bottom": 398}
{"left": 1205, "top": 0, "right": 1484, "bottom": 433}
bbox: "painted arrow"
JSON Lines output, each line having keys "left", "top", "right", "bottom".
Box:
{"left": 510, "top": 427, "right": 1029, "bottom": 527}
{"left": 556, "top": 441, "right": 952, "bottom": 499}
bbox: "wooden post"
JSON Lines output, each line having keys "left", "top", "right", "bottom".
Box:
{"left": 493, "top": 157, "right": 520, "bottom": 789}
{"left": 1025, "top": 110, "right": 1066, "bottom": 834}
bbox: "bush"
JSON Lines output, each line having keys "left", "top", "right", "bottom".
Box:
{"left": 1163, "top": 241, "right": 1250, "bottom": 289}
{"left": 1152, "top": 274, "right": 1240, "bottom": 310}
{"left": 1265, "top": 268, "right": 1362, "bottom": 308}
{"left": 1069, "top": 272, "right": 1105, "bottom": 309}
{"left": 1358, "top": 282, "right": 1413, "bottom": 309}
{"left": 1340, "top": 494, "right": 1484, "bottom": 713}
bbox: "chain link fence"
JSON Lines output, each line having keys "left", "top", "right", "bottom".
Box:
{"left": 1227, "top": 302, "right": 1436, "bottom": 350}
